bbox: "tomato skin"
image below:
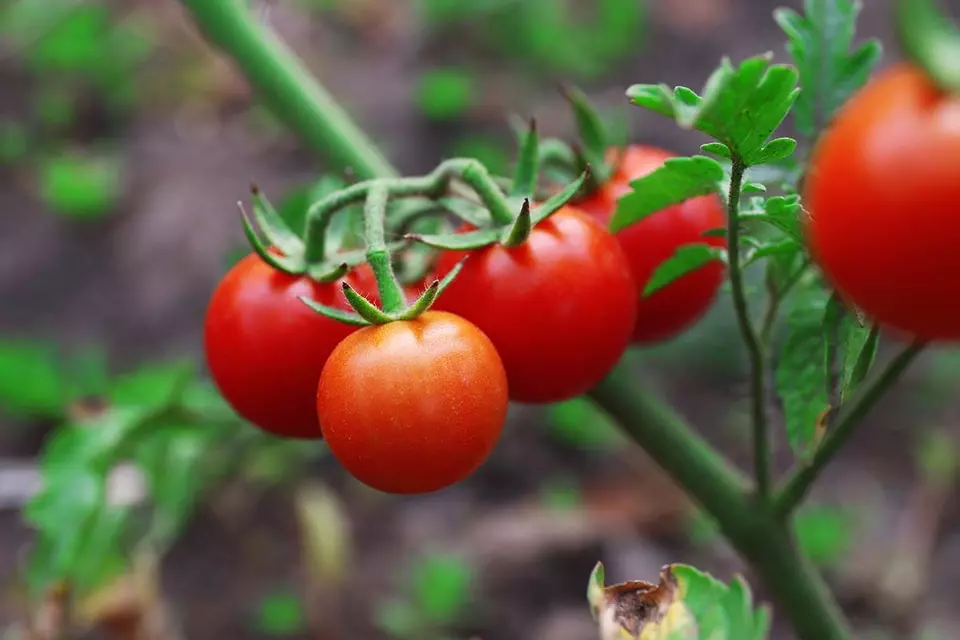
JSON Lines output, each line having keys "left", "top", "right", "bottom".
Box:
{"left": 578, "top": 146, "right": 727, "bottom": 344}
{"left": 433, "top": 207, "right": 637, "bottom": 404}
{"left": 316, "top": 311, "right": 508, "bottom": 494}
{"left": 204, "top": 253, "right": 378, "bottom": 439}
{"left": 806, "top": 64, "right": 960, "bottom": 341}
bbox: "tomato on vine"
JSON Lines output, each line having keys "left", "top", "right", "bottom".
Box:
{"left": 204, "top": 253, "right": 379, "bottom": 439}
{"left": 316, "top": 311, "right": 508, "bottom": 494}
{"left": 578, "top": 145, "right": 727, "bottom": 344}
{"left": 433, "top": 205, "right": 637, "bottom": 404}
{"left": 805, "top": 63, "right": 960, "bottom": 342}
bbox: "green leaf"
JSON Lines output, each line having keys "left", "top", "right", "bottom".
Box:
{"left": 793, "top": 504, "right": 854, "bottom": 566}
{"left": 627, "top": 54, "right": 800, "bottom": 166}
{"left": 544, "top": 397, "right": 625, "bottom": 451}
{"left": 255, "top": 591, "right": 306, "bottom": 636}
{"left": 415, "top": 68, "right": 475, "bottom": 121}
{"left": 37, "top": 151, "right": 123, "bottom": 220}
{"left": 610, "top": 155, "right": 725, "bottom": 232}
{"left": 915, "top": 429, "right": 959, "bottom": 485}
{"left": 740, "top": 194, "right": 804, "bottom": 242}
{"left": 376, "top": 599, "right": 420, "bottom": 638}
{"left": 108, "top": 361, "right": 194, "bottom": 410}
{"left": 539, "top": 476, "right": 582, "bottom": 511}
{"left": 775, "top": 0, "right": 882, "bottom": 140}
{"left": 643, "top": 244, "right": 728, "bottom": 297}
{"left": 0, "top": 121, "right": 29, "bottom": 164}
{"left": 0, "top": 340, "right": 66, "bottom": 419}
{"left": 410, "top": 554, "right": 473, "bottom": 625}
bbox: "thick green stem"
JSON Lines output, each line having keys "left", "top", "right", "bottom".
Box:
{"left": 179, "top": 0, "right": 396, "bottom": 180}
{"left": 459, "top": 161, "right": 516, "bottom": 225}
{"left": 726, "top": 159, "right": 772, "bottom": 499}
{"left": 590, "top": 368, "right": 851, "bottom": 640}
{"left": 363, "top": 185, "right": 406, "bottom": 315}
{"left": 775, "top": 340, "right": 926, "bottom": 516}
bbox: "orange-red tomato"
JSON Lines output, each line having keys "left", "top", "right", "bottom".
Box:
{"left": 433, "top": 206, "right": 637, "bottom": 404}
{"left": 578, "top": 146, "right": 727, "bottom": 344}
{"left": 316, "top": 311, "right": 508, "bottom": 494}
{"left": 805, "top": 64, "right": 960, "bottom": 341}
{"left": 204, "top": 253, "right": 378, "bottom": 439}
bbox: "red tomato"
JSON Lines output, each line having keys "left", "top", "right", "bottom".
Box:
{"left": 433, "top": 206, "right": 637, "bottom": 404}
{"left": 805, "top": 64, "right": 960, "bottom": 341}
{"left": 316, "top": 311, "right": 508, "bottom": 494}
{"left": 204, "top": 253, "right": 379, "bottom": 439}
{"left": 578, "top": 146, "right": 727, "bottom": 344}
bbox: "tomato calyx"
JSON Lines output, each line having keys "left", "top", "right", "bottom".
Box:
{"left": 896, "top": 0, "right": 960, "bottom": 94}
{"left": 559, "top": 84, "right": 628, "bottom": 194}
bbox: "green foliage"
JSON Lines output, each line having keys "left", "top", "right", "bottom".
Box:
{"left": 915, "top": 429, "right": 959, "bottom": 485}
{"left": 255, "top": 591, "right": 306, "bottom": 636}
{"left": 627, "top": 55, "right": 799, "bottom": 167}
{"left": 644, "top": 245, "right": 728, "bottom": 298}
{"left": 539, "top": 475, "right": 582, "bottom": 511}
{"left": 37, "top": 151, "right": 123, "bottom": 220}
{"left": 415, "top": 69, "right": 475, "bottom": 121}
{"left": 775, "top": 0, "right": 882, "bottom": 142}
{"left": 449, "top": 136, "right": 510, "bottom": 176}
{"left": 0, "top": 340, "right": 68, "bottom": 419}
{"left": 544, "top": 397, "right": 625, "bottom": 451}
{"left": 793, "top": 505, "right": 855, "bottom": 566}
{"left": 0, "top": 121, "right": 30, "bottom": 164}
{"left": 377, "top": 553, "right": 474, "bottom": 638}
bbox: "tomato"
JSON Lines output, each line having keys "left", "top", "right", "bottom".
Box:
{"left": 204, "top": 253, "right": 379, "bottom": 439}
{"left": 316, "top": 311, "right": 508, "bottom": 494}
{"left": 578, "top": 145, "right": 727, "bottom": 344}
{"left": 433, "top": 206, "right": 637, "bottom": 404}
{"left": 805, "top": 64, "right": 960, "bottom": 341}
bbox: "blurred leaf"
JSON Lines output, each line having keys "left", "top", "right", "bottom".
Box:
{"left": 415, "top": 68, "right": 475, "bottom": 121}
{"left": 295, "top": 481, "right": 351, "bottom": 586}
{"left": 545, "top": 397, "right": 625, "bottom": 451}
{"left": 539, "top": 476, "right": 582, "bottom": 511}
{"left": 0, "top": 340, "right": 66, "bottom": 419}
{"left": 643, "top": 244, "right": 728, "bottom": 297}
{"left": 376, "top": 599, "right": 420, "bottom": 638}
{"left": 108, "top": 361, "right": 194, "bottom": 410}
{"left": 610, "top": 155, "right": 725, "bottom": 232}
{"left": 37, "top": 150, "right": 123, "bottom": 220}
{"left": 0, "top": 121, "right": 29, "bottom": 164}
{"left": 410, "top": 554, "right": 473, "bottom": 626}
{"left": 916, "top": 429, "right": 959, "bottom": 485}
{"left": 775, "top": 0, "right": 882, "bottom": 141}
{"left": 794, "top": 505, "right": 854, "bottom": 566}
{"left": 255, "top": 591, "right": 306, "bottom": 637}
{"left": 588, "top": 562, "right": 770, "bottom": 640}
{"left": 24, "top": 3, "right": 112, "bottom": 73}
{"left": 35, "top": 86, "right": 75, "bottom": 130}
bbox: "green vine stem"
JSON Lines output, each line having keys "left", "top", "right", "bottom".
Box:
{"left": 726, "top": 159, "right": 772, "bottom": 499}
{"left": 363, "top": 185, "right": 406, "bottom": 314}
{"left": 179, "top": 0, "right": 396, "bottom": 180}
{"left": 590, "top": 368, "right": 851, "bottom": 640}
{"left": 775, "top": 339, "right": 926, "bottom": 516}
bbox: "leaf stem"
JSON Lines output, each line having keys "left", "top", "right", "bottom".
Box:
{"left": 178, "top": 0, "right": 396, "bottom": 180}
{"left": 589, "top": 367, "right": 851, "bottom": 640}
{"left": 363, "top": 185, "right": 406, "bottom": 315}
{"left": 775, "top": 339, "right": 926, "bottom": 517}
{"left": 726, "top": 159, "right": 772, "bottom": 499}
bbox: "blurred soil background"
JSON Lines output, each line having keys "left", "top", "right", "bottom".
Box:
{"left": 0, "top": 1, "right": 959, "bottom": 639}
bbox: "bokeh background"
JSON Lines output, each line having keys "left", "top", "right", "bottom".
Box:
{"left": 1, "top": 0, "right": 959, "bottom": 639}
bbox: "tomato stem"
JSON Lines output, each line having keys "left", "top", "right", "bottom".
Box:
{"left": 459, "top": 160, "right": 516, "bottom": 225}
{"left": 896, "top": 0, "right": 960, "bottom": 94}
{"left": 363, "top": 185, "right": 408, "bottom": 315}
{"left": 725, "top": 158, "right": 773, "bottom": 501}
{"left": 774, "top": 339, "right": 926, "bottom": 517}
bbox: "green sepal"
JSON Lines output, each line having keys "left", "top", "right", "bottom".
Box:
{"left": 298, "top": 295, "right": 370, "bottom": 327}
{"left": 895, "top": 0, "right": 960, "bottom": 94}
{"left": 511, "top": 118, "right": 539, "bottom": 198}
{"left": 531, "top": 168, "right": 590, "bottom": 225}
{"left": 501, "top": 200, "right": 532, "bottom": 246}
{"left": 406, "top": 227, "right": 502, "bottom": 251}
{"left": 560, "top": 84, "right": 615, "bottom": 187}
{"left": 308, "top": 262, "right": 349, "bottom": 284}
{"left": 239, "top": 203, "right": 307, "bottom": 275}
{"left": 342, "top": 283, "right": 394, "bottom": 324}
{"left": 250, "top": 184, "right": 304, "bottom": 256}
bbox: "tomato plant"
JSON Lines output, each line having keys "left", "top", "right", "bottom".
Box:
{"left": 578, "top": 145, "right": 728, "bottom": 344}
{"left": 432, "top": 205, "right": 637, "bottom": 404}
{"left": 317, "top": 311, "right": 508, "bottom": 494}
{"left": 204, "top": 252, "right": 378, "bottom": 439}
{"left": 805, "top": 63, "right": 960, "bottom": 342}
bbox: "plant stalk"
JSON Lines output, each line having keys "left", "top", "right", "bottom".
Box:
{"left": 726, "top": 159, "right": 772, "bottom": 499}
{"left": 363, "top": 185, "right": 407, "bottom": 315}
{"left": 179, "top": 0, "right": 397, "bottom": 180}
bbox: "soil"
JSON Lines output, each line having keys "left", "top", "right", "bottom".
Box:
{"left": 1, "top": 1, "right": 958, "bottom": 639}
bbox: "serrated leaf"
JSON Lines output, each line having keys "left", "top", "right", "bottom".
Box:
{"left": 588, "top": 562, "right": 769, "bottom": 640}
{"left": 0, "top": 340, "right": 66, "bottom": 418}
{"left": 644, "top": 244, "right": 727, "bottom": 297}
{"left": 611, "top": 156, "right": 725, "bottom": 231}
{"left": 775, "top": 0, "right": 882, "bottom": 140}
{"left": 627, "top": 55, "right": 800, "bottom": 166}
{"left": 740, "top": 194, "right": 803, "bottom": 242}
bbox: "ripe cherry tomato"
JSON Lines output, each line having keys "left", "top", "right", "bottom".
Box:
{"left": 578, "top": 146, "right": 727, "bottom": 344}
{"left": 316, "top": 311, "right": 508, "bottom": 494}
{"left": 433, "top": 206, "right": 637, "bottom": 404}
{"left": 805, "top": 64, "right": 960, "bottom": 341}
{"left": 204, "top": 253, "right": 379, "bottom": 439}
